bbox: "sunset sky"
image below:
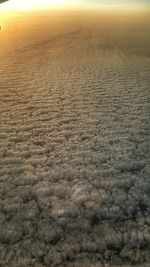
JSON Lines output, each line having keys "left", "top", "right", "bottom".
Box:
{"left": 0, "top": 0, "right": 150, "bottom": 11}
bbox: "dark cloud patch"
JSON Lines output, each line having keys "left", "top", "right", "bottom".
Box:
{"left": 0, "top": 0, "right": 9, "bottom": 4}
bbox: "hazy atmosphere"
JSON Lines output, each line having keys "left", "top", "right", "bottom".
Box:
{"left": 0, "top": 0, "right": 150, "bottom": 11}
{"left": 0, "top": 1, "right": 150, "bottom": 267}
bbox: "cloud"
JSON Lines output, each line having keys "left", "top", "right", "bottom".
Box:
{"left": 81, "top": 0, "right": 150, "bottom": 6}
{"left": 90, "top": 0, "right": 149, "bottom": 3}
{"left": 0, "top": 5, "right": 149, "bottom": 267}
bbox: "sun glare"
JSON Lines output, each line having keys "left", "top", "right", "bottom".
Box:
{"left": 0, "top": 0, "right": 149, "bottom": 13}
{"left": 0, "top": 0, "right": 73, "bottom": 11}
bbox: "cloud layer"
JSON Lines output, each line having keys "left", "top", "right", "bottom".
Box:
{"left": 0, "top": 11, "right": 150, "bottom": 267}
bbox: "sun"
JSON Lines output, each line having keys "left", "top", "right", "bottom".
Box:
{"left": 0, "top": 0, "right": 73, "bottom": 11}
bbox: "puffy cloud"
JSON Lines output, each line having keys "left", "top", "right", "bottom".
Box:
{"left": 0, "top": 10, "right": 149, "bottom": 267}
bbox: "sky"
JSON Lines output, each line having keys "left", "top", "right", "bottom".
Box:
{"left": 0, "top": 0, "right": 150, "bottom": 11}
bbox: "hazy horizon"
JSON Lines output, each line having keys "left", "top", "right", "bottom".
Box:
{"left": 0, "top": 0, "right": 150, "bottom": 12}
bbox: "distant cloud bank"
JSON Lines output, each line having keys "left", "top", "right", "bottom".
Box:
{"left": 84, "top": 0, "right": 150, "bottom": 4}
